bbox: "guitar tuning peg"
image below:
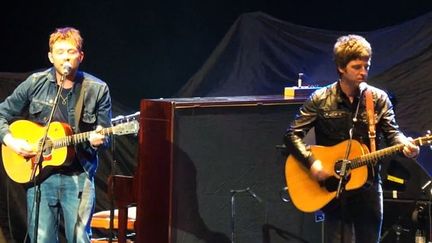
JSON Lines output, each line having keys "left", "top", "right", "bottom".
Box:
{"left": 427, "top": 130, "right": 432, "bottom": 150}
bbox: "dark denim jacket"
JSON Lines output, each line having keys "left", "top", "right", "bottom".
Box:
{"left": 284, "top": 81, "right": 407, "bottom": 169}
{"left": 0, "top": 68, "right": 112, "bottom": 178}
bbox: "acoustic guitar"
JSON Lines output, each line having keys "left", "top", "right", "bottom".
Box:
{"left": 1, "top": 119, "right": 139, "bottom": 184}
{"left": 285, "top": 135, "right": 431, "bottom": 212}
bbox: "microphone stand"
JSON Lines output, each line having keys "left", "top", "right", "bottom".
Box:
{"left": 30, "top": 73, "right": 67, "bottom": 242}
{"left": 336, "top": 90, "right": 364, "bottom": 243}
{"left": 336, "top": 130, "right": 353, "bottom": 243}
{"left": 336, "top": 87, "right": 365, "bottom": 198}
{"left": 108, "top": 118, "right": 119, "bottom": 243}
{"left": 336, "top": 140, "right": 352, "bottom": 199}
{"left": 107, "top": 113, "right": 138, "bottom": 242}
{"left": 230, "top": 187, "right": 262, "bottom": 243}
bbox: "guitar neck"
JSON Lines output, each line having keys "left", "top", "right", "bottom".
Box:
{"left": 351, "top": 136, "right": 427, "bottom": 169}
{"left": 52, "top": 127, "right": 114, "bottom": 149}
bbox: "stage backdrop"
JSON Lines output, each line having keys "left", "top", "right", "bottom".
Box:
{"left": 177, "top": 11, "right": 432, "bottom": 172}
{"left": 0, "top": 10, "right": 431, "bottom": 242}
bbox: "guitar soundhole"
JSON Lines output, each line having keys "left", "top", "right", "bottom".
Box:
{"left": 323, "top": 175, "right": 352, "bottom": 192}
{"left": 323, "top": 177, "right": 339, "bottom": 192}
{"left": 322, "top": 159, "right": 353, "bottom": 192}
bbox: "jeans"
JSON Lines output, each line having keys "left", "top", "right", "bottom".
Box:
{"left": 27, "top": 172, "right": 95, "bottom": 243}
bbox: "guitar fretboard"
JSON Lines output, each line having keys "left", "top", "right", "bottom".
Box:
{"left": 53, "top": 127, "right": 116, "bottom": 149}
{"left": 350, "top": 136, "right": 429, "bottom": 169}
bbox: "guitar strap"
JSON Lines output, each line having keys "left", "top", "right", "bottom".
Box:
{"left": 74, "top": 79, "right": 88, "bottom": 132}
{"left": 365, "top": 89, "right": 376, "bottom": 152}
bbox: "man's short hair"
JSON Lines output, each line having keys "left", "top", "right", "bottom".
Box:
{"left": 333, "top": 34, "right": 372, "bottom": 69}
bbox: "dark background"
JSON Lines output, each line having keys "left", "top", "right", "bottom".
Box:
{"left": 1, "top": 1, "right": 431, "bottom": 109}
{"left": 1, "top": 1, "right": 432, "bottom": 242}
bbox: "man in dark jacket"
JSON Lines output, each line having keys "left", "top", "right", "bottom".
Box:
{"left": 284, "top": 34, "right": 419, "bottom": 243}
{"left": 0, "top": 27, "right": 112, "bottom": 242}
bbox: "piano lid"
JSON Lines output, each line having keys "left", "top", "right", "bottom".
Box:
{"left": 145, "top": 95, "right": 307, "bottom": 109}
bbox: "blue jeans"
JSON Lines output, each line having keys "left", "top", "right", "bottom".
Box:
{"left": 26, "top": 172, "right": 95, "bottom": 243}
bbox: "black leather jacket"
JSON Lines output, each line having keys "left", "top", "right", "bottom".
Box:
{"left": 284, "top": 81, "right": 407, "bottom": 170}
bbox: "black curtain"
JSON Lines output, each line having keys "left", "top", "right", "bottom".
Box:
{"left": 177, "top": 10, "right": 432, "bottom": 172}
{"left": 0, "top": 10, "right": 431, "bottom": 241}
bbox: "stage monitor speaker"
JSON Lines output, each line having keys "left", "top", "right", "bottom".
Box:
{"left": 136, "top": 95, "right": 322, "bottom": 243}
{"left": 381, "top": 199, "right": 430, "bottom": 243}
{"left": 380, "top": 155, "right": 432, "bottom": 243}
{"left": 380, "top": 155, "right": 431, "bottom": 201}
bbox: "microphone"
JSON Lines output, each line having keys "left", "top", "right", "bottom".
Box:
{"left": 358, "top": 82, "right": 368, "bottom": 94}
{"left": 246, "top": 187, "right": 263, "bottom": 203}
{"left": 352, "top": 82, "right": 368, "bottom": 123}
{"left": 63, "top": 62, "right": 72, "bottom": 76}
{"left": 230, "top": 188, "right": 248, "bottom": 193}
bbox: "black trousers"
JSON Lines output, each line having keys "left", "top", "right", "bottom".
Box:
{"left": 323, "top": 182, "right": 383, "bottom": 243}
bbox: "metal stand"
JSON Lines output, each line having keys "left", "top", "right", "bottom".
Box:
{"left": 108, "top": 112, "right": 140, "bottom": 242}
{"left": 229, "top": 187, "right": 262, "bottom": 243}
{"left": 30, "top": 73, "right": 67, "bottom": 242}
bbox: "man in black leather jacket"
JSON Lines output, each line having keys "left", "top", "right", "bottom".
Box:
{"left": 284, "top": 34, "right": 419, "bottom": 243}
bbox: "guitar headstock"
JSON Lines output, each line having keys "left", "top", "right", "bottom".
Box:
{"left": 112, "top": 120, "right": 139, "bottom": 135}
{"left": 417, "top": 130, "right": 432, "bottom": 147}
